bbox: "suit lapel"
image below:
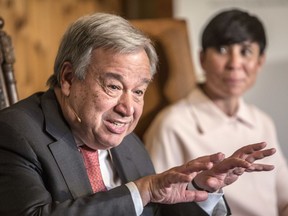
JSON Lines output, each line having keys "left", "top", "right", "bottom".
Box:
{"left": 110, "top": 136, "right": 141, "bottom": 183}
{"left": 48, "top": 134, "right": 92, "bottom": 198}
{"left": 41, "top": 90, "right": 92, "bottom": 198}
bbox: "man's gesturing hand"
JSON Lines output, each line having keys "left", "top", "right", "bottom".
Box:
{"left": 134, "top": 152, "right": 225, "bottom": 206}
{"left": 193, "top": 142, "right": 276, "bottom": 192}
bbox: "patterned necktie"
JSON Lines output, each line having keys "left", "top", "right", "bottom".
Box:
{"left": 80, "top": 145, "right": 106, "bottom": 193}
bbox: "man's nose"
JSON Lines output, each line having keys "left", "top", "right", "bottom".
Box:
{"left": 115, "top": 92, "right": 134, "bottom": 117}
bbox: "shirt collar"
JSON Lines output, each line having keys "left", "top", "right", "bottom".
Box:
{"left": 237, "top": 98, "right": 255, "bottom": 127}
{"left": 186, "top": 88, "right": 254, "bottom": 134}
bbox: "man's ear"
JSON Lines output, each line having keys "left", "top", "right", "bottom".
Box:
{"left": 60, "top": 62, "right": 74, "bottom": 97}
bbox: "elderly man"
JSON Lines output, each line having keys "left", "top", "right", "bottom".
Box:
{"left": 0, "top": 13, "right": 275, "bottom": 216}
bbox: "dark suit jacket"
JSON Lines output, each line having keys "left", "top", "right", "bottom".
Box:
{"left": 0, "top": 90, "right": 221, "bottom": 216}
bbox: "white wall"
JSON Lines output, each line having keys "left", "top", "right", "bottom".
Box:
{"left": 173, "top": 0, "right": 288, "bottom": 160}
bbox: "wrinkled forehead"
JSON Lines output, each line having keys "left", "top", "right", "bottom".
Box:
{"left": 88, "top": 48, "right": 152, "bottom": 80}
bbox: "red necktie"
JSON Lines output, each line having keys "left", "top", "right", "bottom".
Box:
{"left": 80, "top": 145, "right": 106, "bottom": 193}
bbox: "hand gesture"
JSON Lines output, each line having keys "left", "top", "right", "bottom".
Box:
{"left": 193, "top": 142, "right": 276, "bottom": 192}
{"left": 134, "top": 152, "right": 225, "bottom": 206}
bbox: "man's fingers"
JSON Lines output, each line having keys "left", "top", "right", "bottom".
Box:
{"left": 182, "top": 161, "right": 213, "bottom": 173}
{"left": 233, "top": 142, "right": 267, "bottom": 157}
{"left": 232, "top": 167, "right": 245, "bottom": 175}
{"left": 214, "top": 157, "right": 251, "bottom": 173}
{"left": 190, "top": 152, "right": 225, "bottom": 164}
{"left": 246, "top": 148, "right": 276, "bottom": 163}
{"left": 180, "top": 152, "right": 225, "bottom": 174}
{"left": 209, "top": 152, "right": 225, "bottom": 164}
{"left": 246, "top": 163, "right": 275, "bottom": 172}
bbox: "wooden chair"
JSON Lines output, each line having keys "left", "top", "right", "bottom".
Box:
{"left": 130, "top": 18, "right": 197, "bottom": 139}
{"left": 0, "top": 17, "right": 18, "bottom": 110}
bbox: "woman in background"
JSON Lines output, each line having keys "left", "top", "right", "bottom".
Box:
{"left": 145, "top": 9, "right": 288, "bottom": 216}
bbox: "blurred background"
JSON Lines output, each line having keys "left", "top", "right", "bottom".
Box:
{"left": 0, "top": 0, "right": 287, "bottom": 159}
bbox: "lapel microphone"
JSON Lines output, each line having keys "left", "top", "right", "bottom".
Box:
{"left": 71, "top": 108, "right": 82, "bottom": 123}
{"left": 65, "top": 95, "right": 82, "bottom": 123}
{"left": 68, "top": 102, "right": 82, "bottom": 123}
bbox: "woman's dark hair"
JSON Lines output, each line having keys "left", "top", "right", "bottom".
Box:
{"left": 201, "top": 9, "right": 267, "bottom": 55}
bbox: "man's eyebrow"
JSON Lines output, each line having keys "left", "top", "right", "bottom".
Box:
{"left": 142, "top": 77, "right": 152, "bottom": 84}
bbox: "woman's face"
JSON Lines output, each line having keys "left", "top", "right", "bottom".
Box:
{"left": 200, "top": 42, "right": 265, "bottom": 100}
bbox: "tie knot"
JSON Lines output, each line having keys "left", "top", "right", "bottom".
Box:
{"left": 80, "top": 145, "right": 96, "bottom": 152}
{"left": 80, "top": 145, "right": 99, "bottom": 168}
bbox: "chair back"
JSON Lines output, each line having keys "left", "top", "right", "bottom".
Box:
{"left": 130, "top": 18, "right": 197, "bottom": 139}
{"left": 0, "top": 17, "right": 18, "bottom": 110}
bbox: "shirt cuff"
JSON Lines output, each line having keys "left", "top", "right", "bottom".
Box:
{"left": 188, "top": 182, "right": 225, "bottom": 215}
{"left": 125, "top": 182, "right": 143, "bottom": 216}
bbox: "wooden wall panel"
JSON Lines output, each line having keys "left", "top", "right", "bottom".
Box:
{"left": 0, "top": 0, "right": 121, "bottom": 99}
{"left": 122, "top": 0, "right": 172, "bottom": 19}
